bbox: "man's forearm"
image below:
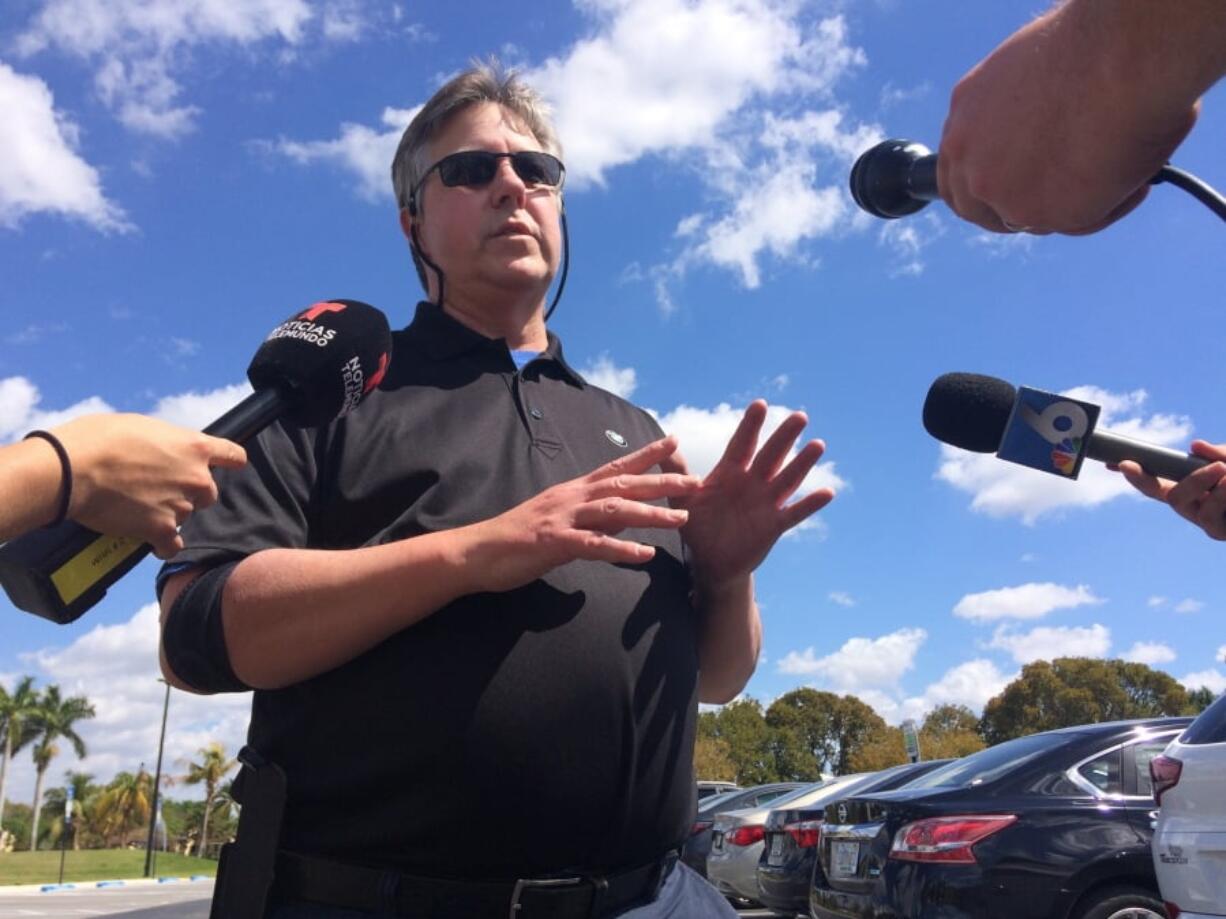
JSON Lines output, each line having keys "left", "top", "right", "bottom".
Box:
{"left": 166, "top": 528, "right": 483, "bottom": 691}
{"left": 694, "top": 575, "right": 761, "bottom": 704}
{"left": 1067, "top": 0, "right": 1226, "bottom": 110}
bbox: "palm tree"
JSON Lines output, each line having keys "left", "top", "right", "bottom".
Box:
{"left": 182, "top": 742, "right": 235, "bottom": 859}
{"left": 28, "top": 685, "right": 95, "bottom": 850}
{"left": 0, "top": 676, "right": 41, "bottom": 833}
{"left": 94, "top": 769, "right": 152, "bottom": 848}
{"left": 43, "top": 772, "right": 98, "bottom": 850}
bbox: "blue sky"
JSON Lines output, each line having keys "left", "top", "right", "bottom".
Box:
{"left": 1, "top": 0, "right": 1224, "bottom": 801}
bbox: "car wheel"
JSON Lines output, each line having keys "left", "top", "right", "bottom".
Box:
{"left": 1074, "top": 885, "right": 1165, "bottom": 919}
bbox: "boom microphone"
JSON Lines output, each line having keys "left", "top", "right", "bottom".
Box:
{"left": 923, "top": 372, "right": 1210, "bottom": 482}
{"left": 851, "top": 138, "right": 1226, "bottom": 223}
{"left": 850, "top": 140, "right": 938, "bottom": 219}
{"left": 0, "top": 299, "right": 392, "bottom": 624}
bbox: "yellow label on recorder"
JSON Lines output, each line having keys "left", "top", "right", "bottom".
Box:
{"left": 51, "top": 534, "right": 144, "bottom": 606}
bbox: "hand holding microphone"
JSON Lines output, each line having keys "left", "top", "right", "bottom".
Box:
{"left": 923, "top": 372, "right": 1226, "bottom": 541}
{"left": 0, "top": 299, "right": 393, "bottom": 623}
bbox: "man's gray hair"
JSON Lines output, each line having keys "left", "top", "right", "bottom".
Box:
{"left": 391, "top": 60, "right": 562, "bottom": 291}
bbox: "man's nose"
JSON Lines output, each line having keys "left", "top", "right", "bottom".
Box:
{"left": 489, "top": 157, "right": 528, "bottom": 207}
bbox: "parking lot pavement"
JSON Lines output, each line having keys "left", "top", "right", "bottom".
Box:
{"left": 0, "top": 879, "right": 212, "bottom": 918}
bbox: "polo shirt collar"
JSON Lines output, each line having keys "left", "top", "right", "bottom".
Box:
{"left": 407, "top": 301, "right": 585, "bottom": 388}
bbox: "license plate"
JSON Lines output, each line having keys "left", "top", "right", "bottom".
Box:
{"left": 831, "top": 840, "right": 859, "bottom": 877}
{"left": 768, "top": 833, "right": 786, "bottom": 865}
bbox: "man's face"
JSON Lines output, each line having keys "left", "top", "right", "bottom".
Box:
{"left": 412, "top": 102, "right": 563, "bottom": 306}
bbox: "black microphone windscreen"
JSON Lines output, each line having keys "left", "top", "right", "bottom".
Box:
{"left": 247, "top": 299, "right": 392, "bottom": 428}
{"left": 923, "top": 373, "right": 1017, "bottom": 453}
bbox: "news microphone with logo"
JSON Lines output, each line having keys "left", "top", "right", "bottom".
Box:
{"left": 0, "top": 299, "right": 393, "bottom": 625}
{"left": 922, "top": 372, "right": 1210, "bottom": 482}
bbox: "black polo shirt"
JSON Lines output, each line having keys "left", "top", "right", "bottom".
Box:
{"left": 161, "top": 302, "right": 700, "bottom": 878}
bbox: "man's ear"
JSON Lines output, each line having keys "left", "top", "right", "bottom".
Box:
{"left": 398, "top": 208, "right": 414, "bottom": 243}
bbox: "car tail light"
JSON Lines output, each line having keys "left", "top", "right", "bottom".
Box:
{"left": 1164, "top": 902, "right": 1181, "bottom": 919}
{"left": 890, "top": 815, "right": 1017, "bottom": 864}
{"left": 784, "top": 819, "right": 823, "bottom": 848}
{"left": 691, "top": 820, "right": 713, "bottom": 835}
{"left": 726, "top": 825, "right": 765, "bottom": 847}
{"left": 1151, "top": 755, "right": 1183, "bottom": 807}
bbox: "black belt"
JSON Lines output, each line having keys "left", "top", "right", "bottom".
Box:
{"left": 272, "top": 849, "right": 678, "bottom": 919}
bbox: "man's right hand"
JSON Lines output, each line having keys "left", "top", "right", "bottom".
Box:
{"left": 465, "top": 436, "right": 701, "bottom": 593}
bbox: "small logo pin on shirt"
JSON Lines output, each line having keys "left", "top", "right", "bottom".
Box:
{"left": 605, "top": 430, "right": 628, "bottom": 448}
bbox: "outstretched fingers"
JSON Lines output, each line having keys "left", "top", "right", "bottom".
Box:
{"left": 749, "top": 411, "right": 809, "bottom": 481}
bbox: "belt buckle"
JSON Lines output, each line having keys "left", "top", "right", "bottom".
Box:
{"left": 508, "top": 875, "right": 585, "bottom": 919}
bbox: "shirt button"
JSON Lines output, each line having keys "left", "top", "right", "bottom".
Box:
{"left": 529, "top": 407, "right": 543, "bottom": 420}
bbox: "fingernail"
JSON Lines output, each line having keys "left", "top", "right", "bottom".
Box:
{"left": 672, "top": 509, "right": 689, "bottom": 521}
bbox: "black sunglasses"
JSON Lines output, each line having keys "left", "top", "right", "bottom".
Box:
{"left": 416, "top": 150, "right": 565, "bottom": 200}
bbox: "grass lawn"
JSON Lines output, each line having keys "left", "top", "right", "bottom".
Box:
{"left": 0, "top": 849, "right": 217, "bottom": 886}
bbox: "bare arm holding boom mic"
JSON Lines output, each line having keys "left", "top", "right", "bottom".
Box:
{"left": 0, "top": 300, "right": 392, "bottom": 624}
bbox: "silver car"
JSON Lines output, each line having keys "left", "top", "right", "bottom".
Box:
{"left": 707, "top": 774, "right": 864, "bottom": 904}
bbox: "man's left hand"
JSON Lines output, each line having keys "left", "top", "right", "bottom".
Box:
{"left": 1117, "top": 440, "right": 1226, "bottom": 541}
{"left": 660, "top": 400, "right": 834, "bottom": 589}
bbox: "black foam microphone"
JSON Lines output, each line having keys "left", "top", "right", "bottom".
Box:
{"left": 923, "top": 372, "right": 1210, "bottom": 482}
{"left": 850, "top": 140, "right": 938, "bottom": 219}
{"left": 0, "top": 299, "right": 392, "bottom": 624}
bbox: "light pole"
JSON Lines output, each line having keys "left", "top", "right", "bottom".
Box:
{"left": 144, "top": 681, "right": 170, "bottom": 878}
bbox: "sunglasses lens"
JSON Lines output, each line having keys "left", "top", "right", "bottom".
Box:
{"left": 512, "top": 152, "right": 563, "bottom": 186}
{"left": 437, "top": 152, "right": 498, "bottom": 187}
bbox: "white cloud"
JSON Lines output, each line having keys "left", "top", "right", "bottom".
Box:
{"left": 827, "top": 591, "right": 855, "bottom": 608}
{"left": 988, "top": 623, "right": 1111, "bottom": 664}
{"left": 1174, "top": 598, "right": 1204, "bottom": 615}
{"left": 0, "top": 376, "right": 249, "bottom": 442}
{"left": 15, "top": 0, "right": 318, "bottom": 138}
{"left": 953, "top": 582, "right": 1103, "bottom": 623}
{"left": 0, "top": 62, "right": 129, "bottom": 231}
{"left": 151, "top": 383, "right": 251, "bottom": 429}
{"left": 1181, "top": 669, "right": 1226, "bottom": 695}
{"left": 8, "top": 604, "right": 251, "bottom": 804}
{"left": 0, "top": 376, "right": 114, "bottom": 442}
{"left": 269, "top": 105, "right": 419, "bottom": 202}
{"left": 578, "top": 355, "right": 637, "bottom": 399}
{"left": 870, "top": 658, "right": 1015, "bottom": 725}
{"left": 1148, "top": 596, "right": 1167, "bottom": 608}
{"left": 878, "top": 211, "right": 943, "bottom": 277}
{"left": 653, "top": 402, "right": 846, "bottom": 500}
{"left": 530, "top": 3, "right": 867, "bottom": 185}
{"left": 777, "top": 627, "right": 927, "bottom": 692}
{"left": 1219, "top": 645, "right": 1226, "bottom": 664}
{"left": 935, "top": 386, "right": 1193, "bottom": 524}
{"left": 1122, "top": 642, "right": 1176, "bottom": 666}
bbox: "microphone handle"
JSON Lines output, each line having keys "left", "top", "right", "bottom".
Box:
{"left": 1087, "top": 429, "right": 1211, "bottom": 481}
{"left": 908, "top": 154, "right": 940, "bottom": 202}
{"left": 0, "top": 387, "right": 289, "bottom": 624}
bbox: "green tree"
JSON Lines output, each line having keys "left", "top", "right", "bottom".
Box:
{"left": 765, "top": 688, "right": 840, "bottom": 780}
{"left": 981, "top": 658, "right": 1192, "bottom": 744}
{"left": 95, "top": 769, "right": 153, "bottom": 848}
{"left": 707, "top": 699, "right": 777, "bottom": 784}
{"left": 922, "top": 704, "right": 980, "bottom": 737}
{"left": 0, "top": 676, "right": 41, "bottom": 834}
{"left": 1185, "top": 686, "right": 1218, "bottom": 713}
{"left": 847, "top": 726, "right": 906, "bottom": 772}
{"left": 693, "top": 733, "right": 736, "bottom": 782}
{"left": 830, "top": 695, "right": 887, "bottom": 774}
{"left": 28, "top": 686, "right": 95, "bottom": 850}
{"left": 182, "top": 742, "right": 235, "bottom": 859}
{"left": 42, "top": 771, "right": 99, "bottom": 850}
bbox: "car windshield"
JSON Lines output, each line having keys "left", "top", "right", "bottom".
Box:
{"left": 751, "top": 778, "right": 833, "bottom": 809}
{"left": 900, "top": 731, "right": 1075, "bottom": 789}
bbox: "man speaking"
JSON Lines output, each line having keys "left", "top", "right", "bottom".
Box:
{"left": 157, "top": 62, "right": 833, "bottom": 918}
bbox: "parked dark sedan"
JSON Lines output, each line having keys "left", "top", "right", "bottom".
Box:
{"left": 682, "top": 781, "right": 806, "bottom": 877}
{"left": 756, "top": 760, "right": 950, "bottom": 917}
{"left": 810, "top": 717, "right": 1191, "bottom": 919}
